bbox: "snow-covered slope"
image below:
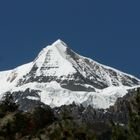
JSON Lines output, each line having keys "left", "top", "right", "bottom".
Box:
{"left": 0, "top": 39, "right": 140, "bottom": 109}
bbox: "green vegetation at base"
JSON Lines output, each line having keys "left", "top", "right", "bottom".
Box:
{"left": 0, "top": 94, "right": 96, "bottom": 140}
{"left": 112, "top": 88, "right": 140, "bottom": 140}
{"left": 0, "top": 88, "right": 140, "bottom": 140}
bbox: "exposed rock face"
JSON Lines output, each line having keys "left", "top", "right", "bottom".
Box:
{"left": 16, "top": 40, "right": 140, "bottom": 90}
{"left": 54, "top": 88, "right": 140, "bottom": 127}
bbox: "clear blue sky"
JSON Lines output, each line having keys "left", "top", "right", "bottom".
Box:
{"left": 0, "top": 0, "right": 139, "bottom": 77}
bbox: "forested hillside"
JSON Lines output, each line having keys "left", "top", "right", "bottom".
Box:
{"left": 0, "top": 88, "right": 139, "bottom": 140}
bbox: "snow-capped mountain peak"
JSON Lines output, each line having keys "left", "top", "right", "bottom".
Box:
{"left": 52, "top": 39, "right": 68, "bottom": 49}
{"left": 33, "top": 40, "right": 76, "bottom": 77}
{"left": 0, "top": 39, "right": 140, "bottom": 110}
{"left": 36, "top": 39, "right": 68, "bottom": 60}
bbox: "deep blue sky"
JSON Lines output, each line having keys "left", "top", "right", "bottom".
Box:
{"left": 0, "top": 0, "right": 140, "bottom": 77}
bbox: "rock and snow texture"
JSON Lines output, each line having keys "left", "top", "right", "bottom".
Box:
{"left": 0, "top": 39, "right": 140, "bottom": 109}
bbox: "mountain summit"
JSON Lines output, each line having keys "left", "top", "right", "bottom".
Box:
{"left": 0, "top": 40, "right": 140, "bottom": 110}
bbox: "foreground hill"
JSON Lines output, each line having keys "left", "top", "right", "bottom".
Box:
{"left": 0, "top": 88, "right": 139, "bottom": 140}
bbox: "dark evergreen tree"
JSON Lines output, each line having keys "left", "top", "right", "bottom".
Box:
{"left": 0, "top": 92, "right": 18, "bottom": 112}
{"left": 112, "top": 88, "right": 140, "bottom": 140}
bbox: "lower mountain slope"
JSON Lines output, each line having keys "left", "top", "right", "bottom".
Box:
{"left": 0, "top": 87, "right": 139, "bottom": 140}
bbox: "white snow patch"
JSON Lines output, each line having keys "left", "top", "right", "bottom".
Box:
{"left": 26, "top": 96, "right": 40, "bottom": 101}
